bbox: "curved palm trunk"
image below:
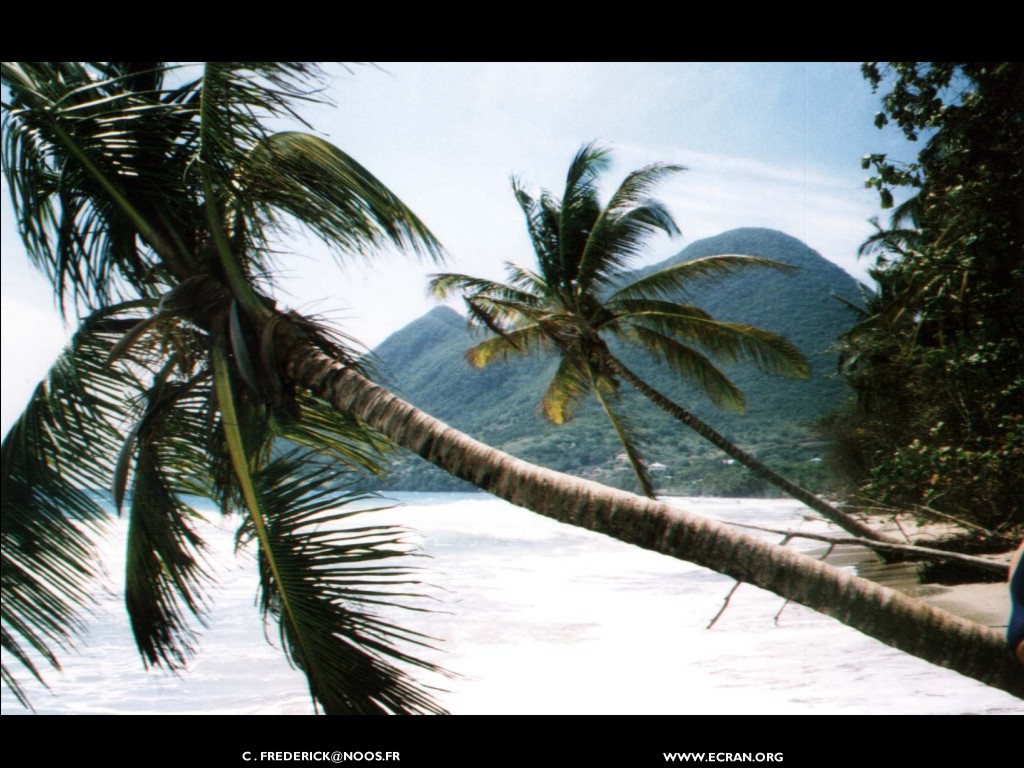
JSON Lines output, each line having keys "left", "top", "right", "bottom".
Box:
{"left": 605, "top": 353, "right": 903, "bottom": 546}
{"left": 589, "top": 370, "right": 656, "bottom": 499}
{"left": 281, "top": 333, "right": 1023, "bottom": 699}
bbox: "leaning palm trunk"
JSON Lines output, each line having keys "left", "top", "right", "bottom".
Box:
{"left": 605, "top": 353, "right": 903, "bottom": 545}
{"left": 282, "top": 331, "right": 1023, "bottom": 700}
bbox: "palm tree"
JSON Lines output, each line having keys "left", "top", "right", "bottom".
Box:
{"left": 3, "top": 64, "right": 1020, "bottom": 709}
{"left": 430, "top": 143, "right": 896, "bottom": 543}
{"left": 1, "top": 61, "right": 448, "bottom": 713}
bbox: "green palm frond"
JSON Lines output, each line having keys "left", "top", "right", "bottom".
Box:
{"left": 622, "top": 325, "right": 746, "bottom": 412}
{"left": 558, "top": 143, "right": 609, "bottom": 247}
{"left": 242, "top": 132, "right": 444, "bottom": 265}
{"left": 577, "top": 163, "right": 684, "bottom": 290}
{"left": 688, "top": 321, "right": 809, "bottom": 379}
{"left": 272, "top": 392, "right": 391, "bottom": 476}
{"left": 212, "top": 341, "right": 443, "bottom": 714}
{"left": 194, "top": 63, "right": 326, "bottom": 180}
{"left": 609, "top": 254, "right": 795, "bottom": 303}
{"left": 562, "top": 141, "right": 612, "bottom": 196}
{"left": 600, "top": 298, "right": 715, "bottom": 329}
{"left": 610, "top": 299, "right": 810, "bottom": 379}
{"left": 540, "top": 357, "right": 593, "bottom": 425}
{"left": 502, "top": 262, "right": 551, "bottom": 297}
{"left": 1, "top": 310, "right": 140, "bottom": 705}
{"left": 463, "top": 296, "right": 517, "bottom": 342}
{"left": 431, "top": 270, "right": 546, "bottom": 356}
{"left": 124, "top": 441, "right": 210, "bottom": 669}
{"left": 511, "top": 178, "right": 560, "bottom": 275}
{"left": 119, "top": 372, "right": 214, "bottom": 669}
{"left": 5, "top": 62, "right": 452, "bottom": 712}
{"left": 244, "top": 448, "right": 446, "bottom": 714}
{"left": 2, "top": 62, "right": 188, "bottom": 310}
{"left": 466, "top": 324, "right": 552, "bottom": 368}
{"left": 428, "top": 272, "right": 540, "bottom": 307}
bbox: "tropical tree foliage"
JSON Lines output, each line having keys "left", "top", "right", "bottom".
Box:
{"left": 1, "top": 61, "right": 447, "bottom": 713}
{"left": 834, "top": 62, "right": 1024, "bottom": 534}
{"left": 431, "top": 144, "right": 892, "bottom": 541}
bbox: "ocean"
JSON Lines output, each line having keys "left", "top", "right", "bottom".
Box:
{"left": 2, "top": 492, "right": 1021, "bottom": 715}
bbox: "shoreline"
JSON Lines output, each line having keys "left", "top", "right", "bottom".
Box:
{"left": 822, "top": 542, "right": 1012, "bottom": 634}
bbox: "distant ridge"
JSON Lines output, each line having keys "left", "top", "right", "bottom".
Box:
{"left": 371, "top": 228, "right": 863, "bottom": 495}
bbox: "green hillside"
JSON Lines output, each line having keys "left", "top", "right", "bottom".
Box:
{"left": 370, "top": 228, "right": 864, "bottom": 496}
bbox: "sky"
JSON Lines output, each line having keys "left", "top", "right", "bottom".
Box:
{"left": 0, "top": 62, "right": 918, "bottom": 435}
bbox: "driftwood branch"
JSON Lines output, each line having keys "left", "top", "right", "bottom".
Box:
{"left": 846, "top": 501, "right": 1004, "bottom": 540}
{"left": 707, "top": 581, "right": 743, "bottom": 629}
{"left": 728, "top": 522, "right": 1009, "bottom": 578}
{"left": 892, "top": 515, "right": 914, "bottom": 544}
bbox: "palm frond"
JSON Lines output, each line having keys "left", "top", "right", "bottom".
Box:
{"left": 858, "top": 216, "right": 923, "bottom": 261}
{"left": 124, "top": 442, "right": 210, "bottom": 669}
{"left": 466, "top": 324, "right": 552, "bottom": 368}
{"left": 241, "top": 131, "right": 445, "bottom": 264}
{"left": 118, "top": 369, "right": 214, "bottom": 669}
{"left": 272, "top": 392, "right": 391, "bottom": 476}
{"left": 577, "top": 163, "right": 684, "bottom": 290}
{"left": 244, "top": 448, "right": 446, "bottom": 714}
{"left": 213, "top": 344, "right": 445, "bottom": 714}
{"left": 610, "top": 299, "right": 810, "bottom": 380}
{"left": 609, "top": 254, "right": 795, "bottom": 302}
{"left": 502, "top": 262, "right": 551, "bottom": 297}
{"left": 563, "top": 141, "right": 612, "bottom": 195}
{"left": 601, "top": 298, "right": 714, "bottom": 328}
{"left": 511, "top": 178, "right": 560, "bottom": 271}
{"left": 428, "top": 272, "right": 539, "bottom": 306}
{"left": 4, "top": 60, "right": 452, "bottom": 714}
{"left": 1, "top": 62, "right": 187, "bottom": 310}
{"left": 463, "top": 295, "right": 516, "bottom": 342}
{"left": 623, "top": 325, "right": 746, "bottom": 412}
{"left": 539, "top": 357, "right": 593, "bottom": 425}
{"left": 194, "top": 63, "right": 327, "bottom": 182}
{"left": 0, "top": 310, "right": 141, "bottom": 705}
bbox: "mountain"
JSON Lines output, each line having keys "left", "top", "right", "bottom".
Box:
{"left": 370, "top": 228, "right": 865, "bottom": 495}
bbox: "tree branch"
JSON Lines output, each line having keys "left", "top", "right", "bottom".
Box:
{"left": 728, "top": 522, "right": 1009, "bottom": 578}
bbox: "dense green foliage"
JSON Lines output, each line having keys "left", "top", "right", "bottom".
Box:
{"left": 376, "top": 228, "right": 859, "bottom": 496}
{"left": 1, "top": 62, "right": 446, "bottom": 712}
{"left": 831, "top": 62, "right": 1023, "bottom": 531}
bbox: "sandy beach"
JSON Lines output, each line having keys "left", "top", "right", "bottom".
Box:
{"left": 822, "top": 527, "right": 1013, "bottom": 635}
{"left": 919, "top": 582, "right": 1011, "bottom": 631}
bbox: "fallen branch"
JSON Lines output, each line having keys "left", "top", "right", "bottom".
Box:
{"left": 728, "top": 522, "right": 1009, "bottom": 578}
{"left": 846, "top": 501, "right": 1005, "bottom": 541}
{"left": 707, "top": 581, "right": 743, "bottom": 629}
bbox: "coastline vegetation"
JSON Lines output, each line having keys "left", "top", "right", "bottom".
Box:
{"left": 827, "top": 62, "right": 1023, "bottom": 542}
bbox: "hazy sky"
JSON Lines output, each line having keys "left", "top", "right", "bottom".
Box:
{"left": 0, "top": 62, "right": 916, "bottom": 434}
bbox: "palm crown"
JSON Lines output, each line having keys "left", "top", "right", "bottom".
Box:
{"left": 1, "top": 62, "right": 448, "bottom": 713}
{"left": 431, "top": 143, "right": 808, "bottom": 497}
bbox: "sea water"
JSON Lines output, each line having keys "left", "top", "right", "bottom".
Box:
{"left": 2, "top": 492, "right": 1021, "bottom": 715}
